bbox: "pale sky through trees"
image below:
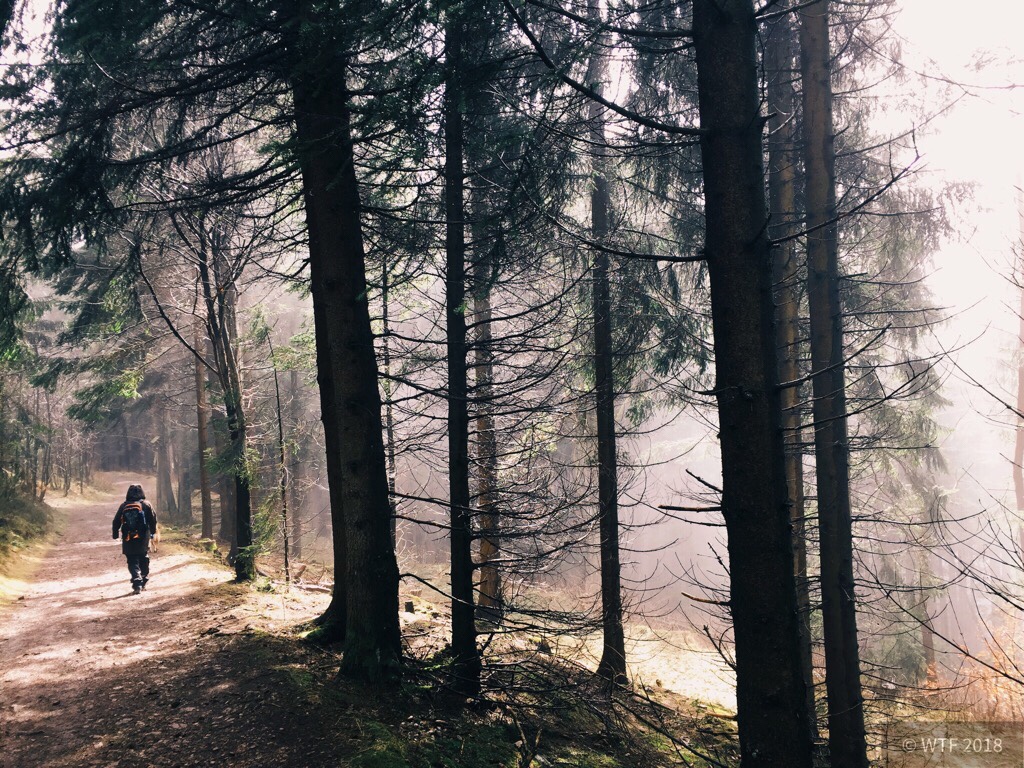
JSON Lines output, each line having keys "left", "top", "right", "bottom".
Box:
{"left": 892, "top": 0, "right": 1024, "bottom": 335}
{"left": 887, "top": 0, "right": 1024, "bottom": 506}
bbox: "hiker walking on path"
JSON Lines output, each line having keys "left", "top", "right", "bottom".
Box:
{"left": 112, "top": 483, "right": 158, "bottom": 594}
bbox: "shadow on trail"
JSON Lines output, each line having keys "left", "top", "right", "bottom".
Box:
{"left": 3, "top": 584, "right": 356, "bottom": 767}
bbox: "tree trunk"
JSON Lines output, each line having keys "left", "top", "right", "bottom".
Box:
{"left": 156, "top": 398, "right": 179, "bottom": 521}
{"left": 196, "top": 221, "right": 253, "bottom": 580}
{"left": 800, "top": 2, "right": 869, "bottom": 765}
{"left": 290, "top": 5, "right": 401, "bottom": 679}
{"left": 207, "top": 352, "right": 235, "bottom": 545}
{"left": 691, "top": 2, "right": 816, "bottom": 766}
{"left": 289, "top": 368, "right": 303, "bottom": 561}
{"left": 270, "top": 342, "right": 291, "bottom": 584}
{"left": 223, "top": 385, "right": 253, "bottom": 580}
{"left": 195, "top": 323, "right": 215, "bottom": 539}
{"left": 920, "top": 589, "right": 938, "bottom": 686}
{"left": 381, "top": 259, "right": 399, "bottom": 548}
{"left": 586, "top": 17, "right": 627, "bottom": 686}
{"left": 472, "top": 231, "right": 500, "bottom": 616}
{"left": 308, "top": 295, "right": 348, "bottom": 641}
{"left": 765, "top": 4, "right": 817, "bottom": 738}
{"left": 121, "top": 419, "right": 130, "bottom": 470}
{"left": 177, "top": 456, "right": 193, "bottom": 524}
{"left": 444, "top": 7, "right": 482, "bottom": 696}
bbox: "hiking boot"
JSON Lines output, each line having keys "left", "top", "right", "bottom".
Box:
{"left": 132, "top": 582, "right": 142, "bottom": 595}
{"left": 141, "top": 577, "right": 148, "bottom": 591}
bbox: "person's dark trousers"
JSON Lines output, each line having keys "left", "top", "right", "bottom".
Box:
{"left": 125, "top": 554, "right": 150, "bottom": 590}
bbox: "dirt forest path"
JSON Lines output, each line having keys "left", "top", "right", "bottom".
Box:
{"left": 0, "top": 479, "right": 352, "bottom": 768}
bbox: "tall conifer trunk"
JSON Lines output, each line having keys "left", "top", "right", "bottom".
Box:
{"left": 586, "top": 14, "right": 627, "bottom": 685}
{"left": 444, "top": 5, "right": 482, "bottom": 695}
{"left": 800, "top": 2, "right": 869, "bottom": 764}
{"left": 309, "top": 296, "right": 348, "bottom": 640}
{"left": 765, "top": 4, "right": 817, "bottom": 736}
{"left": 691, "top": 1, "right": 815, "bottom": 765}
{"left": 290, "top": 1, "right": 400, "bottom": 678}
{"left": 472, "top": 232, "right": 501, "bottom": 614}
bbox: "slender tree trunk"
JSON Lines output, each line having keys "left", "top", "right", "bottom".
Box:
{"left": 219, "top": 274, "right": 254, "bottom": 581}
{"left": 0, "top": 379, "right": 6, "bottom": 471}
{"left": 229, "top": 432, "right": 253, "bottom": 578}
{"left": 800, "top": 3, "right": 869, "bottom": 765}
{"left": 270, "top": 340, "right": 291, "bottom": 584}
{"left": 196, "top": 223, "right": 252, "bottom": 580}
{"left": 586, "top": 17, "right": 627, "bottom": 686}
{"left": 381, "top": 258, "right": 399, "bottom": 546}
{"left": 920, "top": 589, "right": 938, "bottom": 686}
{"left": 289, "top": 368, "right": 303, "bottom": 561}
{"left": 156, "top": 398, "right": 178, "bottom": 521}
{"left": 121, "top": 419, "right": 130, "bottom": 470}
{"left": 691, "top": 2, "right": 816, "bottom": 766}
{"left": 40, "top": 390, "right": 53, "bottom": 499}
{"left": 765, "top": 5, "right": 817, "bottom": 737}
{"left": 472, "top": 231, "right": 500, "bottom": 616}
{"left": 31, "top": 386, "right": 38, "bottom": 495}
{"left": 290, "top": 4, "right": 400, "bottom": 678}
{"left": 444, "top": 6, "right": 482, "bottom": 695}
{"left": 220, "top": 375, "right": 253, "bottom": 579}
{"left": 195, "top": 324, "right": 215, "bottom": 539}
{"left": 177, "top": 456, "right": 193, "bottom": 524}
{"left": 215, "top": 412, "right": 236, "bottom": 547}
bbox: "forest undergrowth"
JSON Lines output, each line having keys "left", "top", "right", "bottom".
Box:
{"left": 0, "top": 484, "right": 53, "bottom": 606}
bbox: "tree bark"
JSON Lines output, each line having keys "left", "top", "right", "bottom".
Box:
{"left": 156, "top": 397, "right": 179, "bottom": 521}
{"left": 270, "top": 339, "right": 291, "bottom": 584}
{"left": 290, "top": 3, "right": 401, "bottom": 678}
{"left": 177, "top": 456, "right": 193, "bottom": 524}
{"left": 289, "top": 368, "right": 303, "bottom": 561}
{"left": 800, "top": 2, "right": 869, "bottom": 765}
{"left": 194, "top": 219, "right": 252, "bottom": 579}
{"left": 444, "top": 6, "right": 482, "bottom": 696}
{"left": 308, "top": 295, "right": 348, "bottom": 641}
{"left": 195, "top": 324, "right": 215, "bottom": 540}
{"left": 472, "top": 232, "right": 500, "bottom": 616}
{"left": 381, "top": 259, "right": 399, "bottom": 547}
{"left": 586, "top": 15, "right": 627, "bottom": 686}
{"left": 765, "top": 4, "right": 817, "bottom": 737}
{"left": 691, "top": 2, "right": 816, "bottom": 766}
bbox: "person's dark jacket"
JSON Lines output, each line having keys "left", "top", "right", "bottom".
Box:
{"left": 112, "top": 485, "right": 158, "bottom": 556}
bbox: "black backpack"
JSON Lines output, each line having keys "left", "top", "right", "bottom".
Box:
{"left": 121, "top": 502, "right": 148, "bottom": 540}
